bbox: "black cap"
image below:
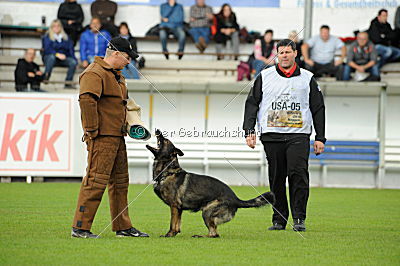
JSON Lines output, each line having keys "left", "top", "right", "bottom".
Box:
{"left": 107, "top": 36, "right": 139, "bottom": 60}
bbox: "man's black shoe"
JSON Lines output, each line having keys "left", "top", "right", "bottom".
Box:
{"left": 116, "top": 227, "right": 149, "bottom": 237}
{"left": 163, "top": 51, "right": 169, "bottom": 60}
{"left": 71, "top": 228, "right": 99, "bottom": 238}
{"left": 268, "top": 223, "right": 286, "bottom": 230}
{"left": 293, "top": 219, "right": 306, "bottom": 232}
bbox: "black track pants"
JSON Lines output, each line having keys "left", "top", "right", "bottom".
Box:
{"left": 262, "top": 137, "right": 310, "bottom": 225}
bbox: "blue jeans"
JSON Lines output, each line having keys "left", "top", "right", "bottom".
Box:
{"left": 121, "top": 62, "right": 140, "bottom": 80}
{"left": 342, "top": 64, "right": 380, "bottom": 81}
{"left": 87, "top": 56, "right": 95, "bottom": 64}
{"left": 189, "top": 27, "right": 210, "bottom": 44}
{"left": 252, "top": 59, "right": 273, "bottom": 77}
{"left": 375, "top": 44, "right": 400, "bottom": 68}
{"left": 159, "top": 26, "right": 185, "bottom": 52}
{"left": 43, "top": 54, "right": 77, "bottom": 81}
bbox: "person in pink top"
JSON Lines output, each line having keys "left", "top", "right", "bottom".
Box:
{"left": 250, "top": 29, "right": 277, "bottom": 77}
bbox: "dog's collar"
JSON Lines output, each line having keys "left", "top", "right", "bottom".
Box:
{"left": 154, "top": 167, "right": 185, "bottom": 182}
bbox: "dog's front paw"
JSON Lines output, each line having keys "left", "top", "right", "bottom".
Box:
{"left": 160, "top": 231, "right": 177, "bottom": 237}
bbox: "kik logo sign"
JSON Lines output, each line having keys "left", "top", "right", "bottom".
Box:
{"left": 0, "top": 96, "right": 72, "bottom": 172}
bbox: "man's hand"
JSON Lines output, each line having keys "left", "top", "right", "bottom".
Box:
{"left": 56, "top": 53, "right": 66, "bottom": 60}
{"left": 305, "top": 58, "right": 314, "bottom": 67}
{"left": 36, "top": 71, "right": 43, "bottom": 76}
{"left": 206, "top": 13, "right": 214, "bottom": 20}
{"left": 68, "top": 20, "right": 74, "bottom": 25}
{"left": 357, "top": 65, "right": 365, "bottom": 72}
{"left": 82, "top": 60, "right": 89, "bottom": 68}
{"left": 246, "top": 134, "right": 256, "bottom": 149}
{"left": 162, "top": 17, "right": 169, "bottom": 22}
{"left": 86, "top": 130, "right": 98, "bottom": 140}
{"left": 334, "top": 58, "right": 343, "bottom": 66}
{"left": 27, "top": 72, "right": 35, "bottom": 78}
{"left": 314, "top": 141, "right": 325, "bottom": 155}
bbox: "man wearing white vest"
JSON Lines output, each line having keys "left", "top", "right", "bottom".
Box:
{"left": 243, "top": 39, "right": 326, "bottom": 232}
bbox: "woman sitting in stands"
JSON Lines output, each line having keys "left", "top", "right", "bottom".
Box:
{"left": 42, "top": 19, "right": 77, "bottom": 89}
{"left": 249, "top": 29, "right": 277, "bottom": 77}
{"left": 214, "top": 3, "right": 240, "bottom": 60}
{"left": 119, "top": 22, "right": 140, "bottom": 80}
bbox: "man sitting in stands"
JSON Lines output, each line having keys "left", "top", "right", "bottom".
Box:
{"left": 159, "top": 0, "right": 186, "bottom": 60}
{"left": 302, "top": 25, "right": 346, "bottom": 80}
{"left": 91, "top": 0, "right": 119, "bottom": 37}
{"left": 14, "top": 48, "right": 45, "bottom": 92}
{"left": 189, "top": 0, "right": 213, "bottom": 53}
{"left": 368, "top": 9, "right": 400, "bottom": 68}
{"left": 80, "top": 17, "right": 111, "bottom": 68}
{"left": 343, "top": 32, "right": 380, "bottom": 81}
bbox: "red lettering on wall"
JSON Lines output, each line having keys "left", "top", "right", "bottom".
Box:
{"left": 0, "top": 114, "right": 26, "bottom": 161}
{"left": 25, "top": 130, "right": 37, "bottom": 161}
{"left": 37, "top": 115, "right": 63, "bottom": 162}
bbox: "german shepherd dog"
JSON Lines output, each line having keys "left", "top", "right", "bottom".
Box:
{"left": 146, "top": 130, "right": 275, "bottom": 238}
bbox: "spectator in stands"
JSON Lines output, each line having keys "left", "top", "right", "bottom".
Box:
{"left": 249, "top": 29, "right": 277, "bottom": 77}
{"left": 42, "top": 19, "right": 78, "bottom": 89}
{"left": 91, "top": 0, "right": 119, "bottom": 37}
{"left": 343, "top": 32, "right": 380, "bottom": 81}
{"left": 57, "top": 0, "right": 84, "bottom": 46}
{"left": 301, "top": 25, "right": 346, "bottom": 79}
{"left": 189, "top": 0, "right": 213, "bottom": 53}
{"left": 368, "top": 9, "right": 400, "bottom": 68}
{"left": 215, "top": 3, "right": 240, "bottom": 60}
{"left": 119, "top": 22, "right": 140, "bottom": 79}
{"left": 159, "top": 0, "right": 185, "bottom": 60}
{"left": 288, "top": 30, "right": 304, "bottom": 67}
{"left": 14, "top": 48, "right": 45, "bottom": 92}
{"left": 80, "top": 17, "right": 111, "bottom": 68}
{"left": 395, "top": 6, "right": 400, "bottom": 47}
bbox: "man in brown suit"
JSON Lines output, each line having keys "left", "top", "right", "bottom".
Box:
{"left": 71, "top": 37, "right": 149, "bottom": 238}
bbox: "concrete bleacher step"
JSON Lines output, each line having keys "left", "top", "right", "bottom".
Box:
{"left": 0, "top": 54, "right": 239, "bottom": 68}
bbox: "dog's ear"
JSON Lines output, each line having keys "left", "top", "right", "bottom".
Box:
{"left": 155, "top": 129, "right": 163, "bottom": 138}
{"left": 175, "top": 148, "right": 184, "bottom": 156}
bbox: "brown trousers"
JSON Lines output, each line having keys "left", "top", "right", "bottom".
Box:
{"left": 72, "top": 136, "right": 132, "bottom": 231}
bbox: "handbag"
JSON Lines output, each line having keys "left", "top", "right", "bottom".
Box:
{"left": 237, "top": 61, "right": 251, "bottom": 81}
{"left": 145, "top": 23, "right": 160, "bottom": 36}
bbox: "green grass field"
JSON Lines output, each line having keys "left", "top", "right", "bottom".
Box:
{"left": 0, "top": 183, "right": 399, "bottom": 265}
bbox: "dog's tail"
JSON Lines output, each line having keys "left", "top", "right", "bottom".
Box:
{"left": 236, "top": 192, "right": 275, "bottom": 208}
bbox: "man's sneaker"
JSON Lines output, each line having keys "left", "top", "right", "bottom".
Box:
{"left": 268, "top": 223, "right": 286, "bottom": 230}
{"left": 116, "top": 227, "right": 149, "bottom": 237}
{"left": 293, "top": 219, "right": 306, "bottom": 232}
{"left": 71, "top": 228, "right": 99, "bottom": 238}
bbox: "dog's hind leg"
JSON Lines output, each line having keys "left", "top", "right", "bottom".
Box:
{"left": 162, "top": 206, "right": 181, "bottom": 237}
{"left": 192, "top": 200, "right": 218, "bottom": 238}
{"left": 192, "top": 209, "right": 219, "bottom": 238}
{"left": 193, "top": 205, "right": 237, "bottom": 238}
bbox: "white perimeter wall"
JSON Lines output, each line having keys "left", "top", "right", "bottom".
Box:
{"left": 132, "top": 92, "right": 388, "bottom": 141}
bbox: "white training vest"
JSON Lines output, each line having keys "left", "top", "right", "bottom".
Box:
{"left": 257, "top": 67, "right": 314, "bottom": 134}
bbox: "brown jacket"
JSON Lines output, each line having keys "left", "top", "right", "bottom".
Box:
{"left": 79, "top": 56, "right": 127, "bottom": 137}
